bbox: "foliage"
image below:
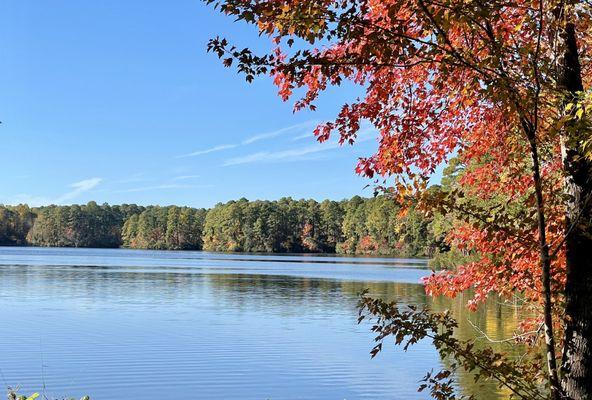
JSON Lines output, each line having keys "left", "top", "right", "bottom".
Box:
{"left": 204, "top": 0, "right": 592, "bottom": 396}
{"left": 26, "top": 202, "right": 128, "bottom": 248}
{"left": 202, "top": 0, "right": 586, "bottom": 303}
{"left": 0, "top": 204, "right": 35, "bottom": 245}
{"left": 0, "top": 196, "right": 440, "bottom": 257}
{"left": 202, "top": 196, "right": 434, "bottom": 256}
{"left": 121, "top": 206, "right": 207, "bottom": 250}
{"left": 357, "top": 293, "right": 547, "bottom": 399}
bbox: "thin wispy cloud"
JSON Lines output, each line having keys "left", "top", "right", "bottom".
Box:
{"left": 175, "top": 121, "right": 319, "bottom": 159}
{"left": 117, "top": 173, "right": 151, "bottom": 184}
{"left": 115, "top": 183, "right": 210, "bottom": 193}
{"left": 172, "top": 174, "right": 200, "bottom": 181}
{"left": 3, "top": 194, "right": 54, "bottom": 207}
{"left": 291, "top": 132, "right": 317, "bottom": 141}
{"left": 223, "top": 125, "right": 378, "bottom": 167}
{"left": 223, "top": 142, "right": 340, "bottom": 166}
{"left": 242, "top": 120, "right": 318, "bottom": 145}
{"left": 4, "top": 177, "right": 103, "bottom": 206}
{"left": 176, "top": 144, "right": 238, "bottom": 159}
{"left": 54, "top": 178, "right": 103, "bottom": 204}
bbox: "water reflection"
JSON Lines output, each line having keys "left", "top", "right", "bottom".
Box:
{"left": 0, "top": 248, "right": 521, "bottom": 400}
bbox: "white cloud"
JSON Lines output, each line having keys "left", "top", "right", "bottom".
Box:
{"left": 176, "top": 144, "right": 238, "bottom": 159}
{"left": 291, "top": 132, "right": 316, "bottom": 141}
{"left": 223, "top": 124, "right": 378, "bottom": 167}
{"left": 174, "top": 120, "right": 319, "bottom": 160}
{"left": 54, "top": 178, "right": 103, "bottom": 204}
{"left": 223, "top": 142, "right": 341, "bottom": 166}
{"left": 3, "top": 177, "right": 103, "bottom": 206}
{"left": 115, "top": 183, "right": 212, "bottom": 193}
{"left": 117, "top": 173, "right": 151, "bottom": 184}
{"left": 242, "top": 120, "right": 317, "bottom": 145}
{"left": 3, "top": 194, "right": 53, "bottom": 207}
{"left": 172, "top": 174, "right": 200, "bottom": 181}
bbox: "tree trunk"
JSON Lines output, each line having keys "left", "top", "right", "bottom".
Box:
{"left": 557, "top": 17, "right": 592, "bottom": 400}
{"left": 527, "top": 128, "right": 561, "bottom": 399}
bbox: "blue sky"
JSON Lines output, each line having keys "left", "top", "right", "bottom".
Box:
{"left": 0, "top": 1, "right": 425, "bottom": 208}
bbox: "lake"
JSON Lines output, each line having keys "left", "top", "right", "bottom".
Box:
{"left": 0, "top": 247, "right": 520, "bottom": 399}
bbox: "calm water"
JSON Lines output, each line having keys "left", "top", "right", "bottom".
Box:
{"left": 0, "top": 247, "right": 519, "bottom": 399}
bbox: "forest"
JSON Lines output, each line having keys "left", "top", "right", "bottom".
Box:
{"left": 0, "top": 196, "right": 444, "bottom": 258}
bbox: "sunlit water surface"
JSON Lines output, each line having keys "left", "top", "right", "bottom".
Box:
{"left": 0, "top": 247, "right": 520, "bottom": 399}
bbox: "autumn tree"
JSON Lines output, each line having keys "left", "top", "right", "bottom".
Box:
{"left": 0, "top": 205, "right": 34, "bottom": 245}
{"left": 27, "top": 203, "right": 122, "bottom": 248}
{"left": 205, "top": 0, "right": 592, "bottom": 398}
{"left": 319, "top": 199, "right": 344, "bottom": 251}
{"left": 3, "top": 199, "right": 428, "bottom": 254}
{"left": 200, "top": 197, "right": 430, "bottom": 254}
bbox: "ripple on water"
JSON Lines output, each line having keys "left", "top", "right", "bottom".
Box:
{"left": 0, "top": 247, "right": 513, "bottom": 400}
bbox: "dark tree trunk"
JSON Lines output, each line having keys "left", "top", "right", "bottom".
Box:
{"left": 557, "top": 19, "right": 592, "bottom": 400}
{"left": 527, "top": 127, "right": 561, "bottom": 399}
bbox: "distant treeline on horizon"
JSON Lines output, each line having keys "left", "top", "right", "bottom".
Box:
{"left": 0, "top": 196, "right": 442, "bottom": 257}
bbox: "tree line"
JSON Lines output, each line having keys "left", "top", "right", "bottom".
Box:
{"left": 0, "top": 196, "right": 443, "bottom": 257}
{"left": 202, "top": 196, "right": 437, "bottom": 256}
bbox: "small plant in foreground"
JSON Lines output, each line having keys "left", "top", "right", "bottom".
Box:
{"left": 7, "top": 389, "right": 89, "bottom": 400}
